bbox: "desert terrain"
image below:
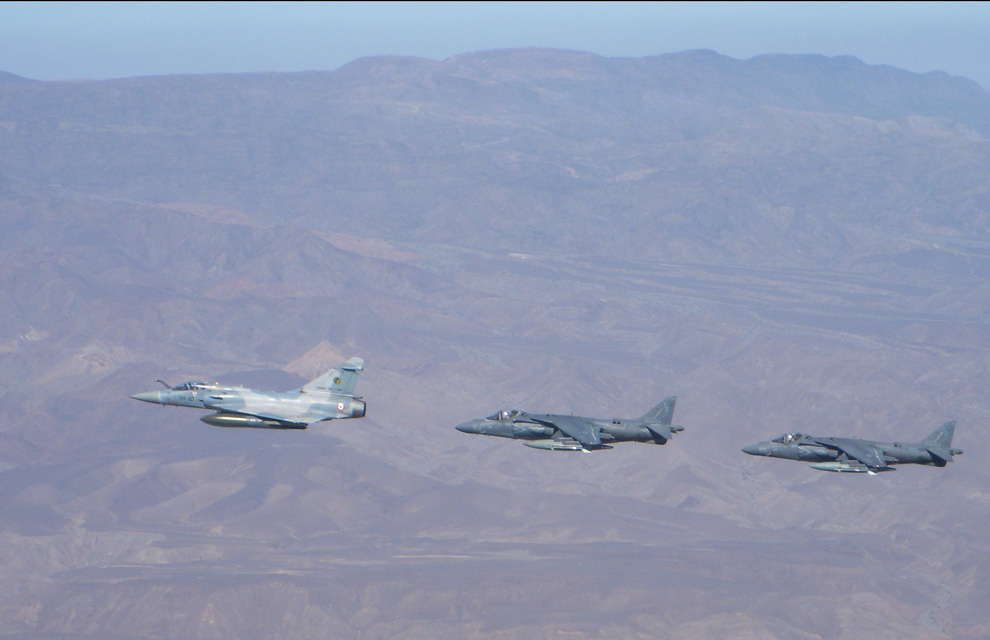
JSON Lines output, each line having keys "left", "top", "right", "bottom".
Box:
{"left": 1, "top": 49, "right": 989, "bottom": 638}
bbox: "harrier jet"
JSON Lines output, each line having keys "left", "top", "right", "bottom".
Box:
{"left": 742, "top": 421, "right": 961, "bottom": 474}
{"left": 131, "top": 357, "right": 366, "bottom": 429}
{"left": 455, "top": 396, "right": 683, "bottom": 451}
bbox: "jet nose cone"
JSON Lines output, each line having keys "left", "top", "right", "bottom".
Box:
{"left": 455, "top": 421, "right": 478, "bottom": 434}
{"left": 741, "top": 443, "right": 764, "bottom": 456}
{"left": 131, "top": 391, "right": 162, "bottom": 404}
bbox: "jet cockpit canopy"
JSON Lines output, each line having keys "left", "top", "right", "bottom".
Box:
{"left": 773, "top": 433, "right": 805, "bottom": 444}
{"left": 487, "top": 409, "right": 520, "bottom": 421}
{"left": 170, "top": 381, "right": 211, "bottom": 391}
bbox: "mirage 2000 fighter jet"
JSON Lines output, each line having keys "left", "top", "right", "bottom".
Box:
{"left": 132, "top": 357, "right": 366, "bottom": 429}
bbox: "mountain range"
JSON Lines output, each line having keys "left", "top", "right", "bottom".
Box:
{"left": 1, "top": 48, "right": 990, "bottom": 639}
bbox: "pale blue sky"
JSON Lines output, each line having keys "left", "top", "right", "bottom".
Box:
{"left": 1, "top": 1, "right": 988, "bottom": 89}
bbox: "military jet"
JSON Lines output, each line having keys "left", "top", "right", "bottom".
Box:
{"left": 131, "top": 357, "right": 366, "bottom": 429}
{"left": 455, "top": 396, "right": 683, "bottom": 451}
{"left": 742, "top": 421, "right": 961, "bottom": 474}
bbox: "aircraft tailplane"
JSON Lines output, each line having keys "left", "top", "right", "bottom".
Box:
{"left": 646, "top": 425, "right": 673, "bottom": 444}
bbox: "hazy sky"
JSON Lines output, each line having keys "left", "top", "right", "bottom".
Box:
{"left": 2, "top": 1, "right": 989, "bottom": 89}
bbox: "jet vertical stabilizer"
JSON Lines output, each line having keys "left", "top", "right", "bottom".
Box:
{"left": 923, "top": 421, "right": 956, "bottom": 448}
{"left": 921, "top": 421, "right": 961, "bottom": 465}
{"left": 302, "top": 357, "right": 364, "bottom": 395}
{"left": 641, "top": 396, "right": 677, "bottom": 425}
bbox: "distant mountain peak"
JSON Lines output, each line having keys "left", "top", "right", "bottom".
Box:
{"left": 0, "top": 70, "right": 37, "bottom": 84}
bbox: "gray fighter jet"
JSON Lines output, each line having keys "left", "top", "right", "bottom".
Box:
{"left": 131, "top": 357, "right": 366, "bottom": 429}
{"left": 742, "top": 421, "right": 961, "bottom": 474}
{"left": 455, "top": 396, "right": 683, "bottom": 451}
